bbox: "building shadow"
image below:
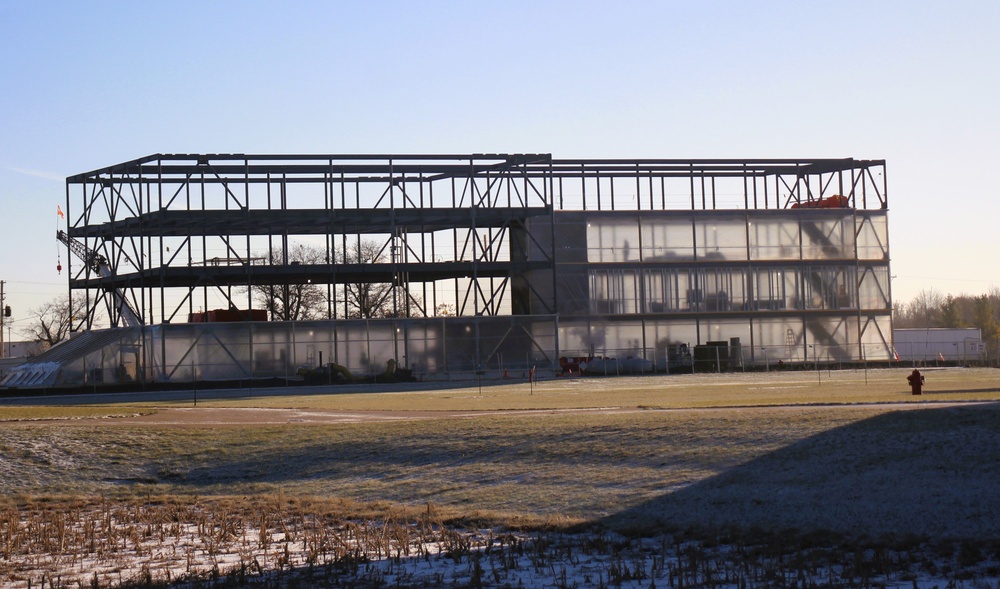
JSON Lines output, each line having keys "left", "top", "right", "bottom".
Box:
{"left": 602, "top": 402, "right": 1000, "bottom": 541}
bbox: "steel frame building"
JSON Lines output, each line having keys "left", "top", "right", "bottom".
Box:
{"left": 9, "top": 154, "right": 892, "bottom": 387}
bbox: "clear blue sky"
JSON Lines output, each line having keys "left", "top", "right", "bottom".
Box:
{"left": 1, "top": 1, "right": 998, "bottom": 331}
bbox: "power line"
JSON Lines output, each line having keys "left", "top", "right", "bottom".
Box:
{"left": 9, "top": 280, "right": 65, "bottom": 286}
{"left": 895, "top": 275, "right": 1000, "bottom": 284}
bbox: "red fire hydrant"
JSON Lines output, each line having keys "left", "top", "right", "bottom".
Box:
{"left": 907, "top": 369, "right": 924, "bottom": 395}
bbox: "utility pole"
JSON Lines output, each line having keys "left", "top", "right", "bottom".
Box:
{"left": 0, "top": 280, "right": 5, "bottom": 359}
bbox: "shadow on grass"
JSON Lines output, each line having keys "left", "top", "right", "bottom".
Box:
{"left": 149, "top": 419, "right": 602, "bottom": 500}
{"left": 921, "top": 387, "right": 1000, "bottom": 394}
{"left": 0, "top": 374, "right": 533, "bottom": 404}
{"left": 602, "top": 402, "right": 1000, "bottom": 541}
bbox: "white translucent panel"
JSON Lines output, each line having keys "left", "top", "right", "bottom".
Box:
{"left": 695, "top": 320, "right": 753, "bottom": 371}
{"left": 440, "top": 321, "right": 477, "bottom": 372}
{"left": 682, "top": 276, "right": 706, "bottom": 310}
{"left": 589, "top": 270, "right": 639, "bottom": 314}
{"left": 527, "top": 322, "right": 558, "bottom": 363}
{"left": 639, "top": 217, "right": 695, "bottom": 261}
{"left": 249, "top": 326, "right": 292, "bottom": 375}
{"left": 802, "top": 267, "right": 857, "bottom": 310}
{"left": 804, "top": 317, "right": 859, "bottom": 362}
{"left": 641, "top": 268, "right": 750, "bottom": 313}
{"left": 860, "top": 316, "right": 894, "bottom": 361}
{"left": 643, "top": 320, "right": 698, "bottom": 348}
{"left": 856, "top": 213, "right": 889, "bottom": 260}
{"left": 693, "top": 217, "right": 747, "bottom": 261}
{"left": 51, "top": 330, "right": 143, "bottom": 386}
{"left": 396, "top": 321, "right": 441, "bottom": 374}
{"left": 752, "top": 315, "right": 876, "bottom": 367}
{"left": 859, "top": 265, "right": 891, "bottom": 310}
{"left": 557, "top": 323, "right": 597, "bottom": 358}
{"left": 646, "top": 270, "right": 696, "bottom": 311}
{"left": 586, "top": 218, "right": 640, "bottom": 263}
{"left": 642, "top": 270, "right": 685, "bottom": 312}
{"left": 699, "top": 320, "right": 751, "bottom": 346}
{"left": 753, "top": 319, "right": 806, "bottom": 362}
{"left": 698, "top": 268, "right": 748, "bottom": 311}
{"left": 800, "top": 216, "right": 855, "bottom": 260}
{"left": 643, "top": 320, "right": 698, "bottom": 368}
{"left": 332, "top": 323, "right": 370, "bottom": 374}
{"left": 187, "top": 324, "right": 251, "bottom": 380}
{"left": 749, "top": 267, "right": 797, "bottom": 311}
{"left": 364, "top": 323, "right": 397, "bottom": 375}
{"left": 748, "top": 217, "right": 800, "bottom": 260}
{"left": 558, "top": 322, "right": 598, "bottom": 356}
{"left": 584, "top": 321, "right": 646, "bottom": 356}
{"left": 784, "top": 271, "right": 804, "bottom": 310}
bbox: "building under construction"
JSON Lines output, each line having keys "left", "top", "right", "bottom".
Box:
{"left": 2, "top": 154, "right": 891, "bottom": 388}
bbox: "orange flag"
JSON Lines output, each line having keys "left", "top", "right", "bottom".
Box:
{"left": 57, "top": 205, "right": 65, "bottom": 219}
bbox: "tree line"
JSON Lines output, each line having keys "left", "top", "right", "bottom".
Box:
{"left": 893, "top": 287, "right": 1000, "bottom": 342}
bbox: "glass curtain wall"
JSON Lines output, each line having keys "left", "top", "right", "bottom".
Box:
{"left": 558, "top": 208, "right": 891, "bottom": 363}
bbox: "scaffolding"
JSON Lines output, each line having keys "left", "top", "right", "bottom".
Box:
{"left": 8, "top": 154, "right": 893, "bottom": 387}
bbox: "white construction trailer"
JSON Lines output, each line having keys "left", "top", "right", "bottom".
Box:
{"left": 892, "top": 328, "right": 984, "bottom": 363}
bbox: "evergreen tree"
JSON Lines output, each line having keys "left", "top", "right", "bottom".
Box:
{"left": 972, "top": 294, "right": 999, "bottom": 359}
{"left": 938, "top": 295, "right": 964, "bottom": 328}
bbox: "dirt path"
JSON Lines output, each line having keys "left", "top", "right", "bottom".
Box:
{"left": 45, "top": 405, "right": 647, "bottom": 426}
{"left": 14, "top": 401, "right": 978, "bottom": 428}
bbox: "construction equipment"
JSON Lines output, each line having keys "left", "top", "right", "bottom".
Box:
{"left": 188, "top": 308, "right": 268, "bottom": 322}
{"left": 790, "top": 194, "right": 850, "bottom": 209}
{"left": 56, "top": 230, "right": 142, "bottom": 327}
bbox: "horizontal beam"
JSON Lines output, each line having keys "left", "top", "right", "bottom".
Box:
{"left": 67, "top": 155, "right": 885, "bottom": 183}
{"left": 69, "top": 207, "right": 553, "bottom": 238}
{"left": 68, "top": 154, "right": 554, "bottom": 183}
{"left": 68, "top": 260, "right": 552, "bottom": 290}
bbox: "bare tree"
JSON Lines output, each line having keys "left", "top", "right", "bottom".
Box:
{"left": 249, "top": 245, "right": 328, "bottom": 321}
{"left": 891, "top": 300, "right": 911, "bottom": 327}
{"left": 906, "top": 288, "right": 944, "bottom": 327}
{"left": 21, "top": 295, "right": 92, "bottom": 350}
{"left": 338, "top": 239, "right": 422, "bottom": 318}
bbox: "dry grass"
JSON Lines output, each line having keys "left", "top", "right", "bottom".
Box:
{"left": 0, "top": 405, "right": 956, "bottom": 527}
{"left": 5, "top": 366, "right": 999, "bottom": 417}
{"left": 3, "top": 493, "right": 998, "bottom": 588}
{"left": 1, "top": 367, "right": 999, "bottom": 537}
{"left": 0, "top": 493, "right": 537, "bottom": 588}
{"left": 207, "top": 366, "right": 1000, "bottom": 411}
{"left": 0, "top": 406, "right": 152, "bottom": 421}
{"left": 3, "top": 368, "right": 1000, "bottom": 587}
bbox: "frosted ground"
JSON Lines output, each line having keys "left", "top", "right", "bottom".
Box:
{"left": 2, "top": 368, "right": 1000, "bottom": 587}
{"left": 5, "top": 497, "right": 1000, "bottom": 588}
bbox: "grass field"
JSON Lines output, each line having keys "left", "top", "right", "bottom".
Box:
{"left": 2, "top": 367, "right": 999, "bottom": 587}
{"left": 2, "top": 367, "right": 998, "bottom": 529}
{"left": 6, "top": 365, "right": 1000, "bottom": 414}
